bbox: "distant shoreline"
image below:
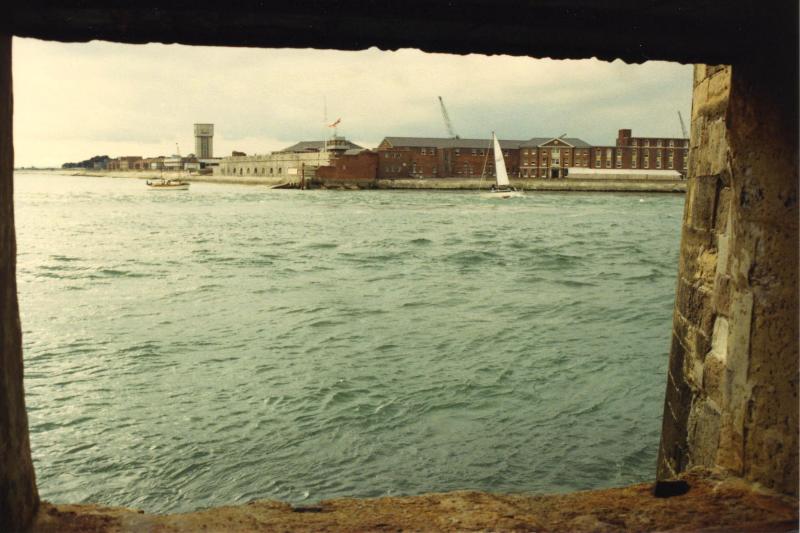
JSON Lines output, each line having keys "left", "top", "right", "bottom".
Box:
{"left": 17, "top": 169, "right": 687, "bottom": 193}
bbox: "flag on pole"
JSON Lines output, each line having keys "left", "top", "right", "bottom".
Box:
{"left": 327, "top": 118, "right": 341, "bottom": 128}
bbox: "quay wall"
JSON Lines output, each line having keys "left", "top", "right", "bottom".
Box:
{"left": 44, "top": 170, "right": 301, "bottom": 187}
{"left": 45, "top": 170, "right": 686, "bottom": 193}
{"left": 376, "top": 178, "right": 686, "bottom": 192}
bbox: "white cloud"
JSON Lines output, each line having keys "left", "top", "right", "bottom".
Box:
{"left": 12, "top": 38, "right": 692, "bottom": 167}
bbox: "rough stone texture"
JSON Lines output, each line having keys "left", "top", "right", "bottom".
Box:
{"left": 657, "top": 62, "right": 799, "bottom": 496}
{"left": 0, "top": 34, "right": 39, "bottom": 531}
{"left": 28, "top": 469, "right": 799, "bottom": 532}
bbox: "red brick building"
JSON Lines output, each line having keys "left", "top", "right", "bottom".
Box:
{"left": 377, "top": 130, "right": 688, "bottom": 180}
{"left": 315, "top": 149, "right": 378, "bottom": 182}
{"left": 589, "top": 129, "right": 689, "bottom": 176}
{"left": 376, "top": 137, "right": 527, "bottom": 180}
{"left": 518, "top": 137, "right": 593, "bottom": 179}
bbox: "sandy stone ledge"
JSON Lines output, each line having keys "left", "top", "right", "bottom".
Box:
{"left": 29, "top": 469, "right": 797, "bottom": 532}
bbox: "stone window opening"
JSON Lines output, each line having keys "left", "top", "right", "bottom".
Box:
{"left": 1, "top": 8, "right": 796, "bottom": 532}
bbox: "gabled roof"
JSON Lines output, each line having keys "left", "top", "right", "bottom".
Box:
{"left": 380, "top": 136, "right": 527, "bottom": 150}
{"left": 518, "top": 137, "right": 592, "bottom": 148}
{"left": 381, "top": 136, "right": 592, "bottom": 150}
{"left": 281, "top": 140, "right": 362, "bottom": 152}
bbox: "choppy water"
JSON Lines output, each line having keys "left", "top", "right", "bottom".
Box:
{"left": 15, "top": 173, "right": 684, "bottom": 513}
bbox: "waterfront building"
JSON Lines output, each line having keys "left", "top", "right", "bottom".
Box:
{"left": 197, "top": 158, "right": 221, "bottom": 172}
{"left": 315, "top": 149, "right": 378, "bottom": 182}
{"left": 377, "top": 136, "right": 591, "bottom": 180}
{"left": 194, "top": 123, "right": 214, "bottom": 159}
{"left": 162, "top": 154, "right": 184, "bottom": 171}
{"left": 109, "top": 156, "right": 144, "bottom": 171}
{"left": 377, "top": 130, "right": 687, "bottom": 180}
{"left": 377, "top": 137, "right": 524, "bottom": 180}
{"left": 215, "top": 136, "right": 362, "bottom": 179}
{"left": 518, "top": 137, "right": 592, "bottom": 179}
{"left": 142, "top": 156, "right": 165, "bottom": 170}
{"left": 588, "top": 129, "right": 689, "bottom": 177}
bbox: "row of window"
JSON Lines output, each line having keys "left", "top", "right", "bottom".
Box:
{"left": 521, "top": 168, "right": 565, "bottom": 178}
{"left": 389, "top": 146, "right": 686, "bottom": 161}
{"left": 521, "top": 148, "right": 590, "bottom": 156}
{"left": 587, "top": 157, "right": 686, "bottom": 170}
{"left": 222, "top": 166, "right": 284, "bottom": 176}
{"left": 630, "top": 139, "right": 687, "bottom": 148}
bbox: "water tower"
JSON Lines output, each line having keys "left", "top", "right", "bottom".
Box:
{"left": 194, "top": 123, "right": 214, "bottom": 158}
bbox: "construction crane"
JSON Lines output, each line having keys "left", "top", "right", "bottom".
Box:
{"left": 677, "top": 111, "right": 688, "bottom": 138}
{"left": 438, "top": 96, "right": 460, "bottom": 139}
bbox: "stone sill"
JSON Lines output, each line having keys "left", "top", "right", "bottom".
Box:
{"left": 30, "top": 468, "right": 797, "bottom": 532}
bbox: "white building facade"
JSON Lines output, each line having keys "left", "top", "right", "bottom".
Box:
{"left": 215, "top": 151, "right": 335, "bottom": 179}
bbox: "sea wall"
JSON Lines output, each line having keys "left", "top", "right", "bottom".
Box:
{"left": 41, "top": 170, "right": 687, "bottom": 193}
{"left": 656, "top": 64, "right": 798, "bottom": 495}
{"left": 377, "top": 178, "right": 686, "bottom": 192}
{"left": 46, "top": 170, "right": 299, "bottom": 187}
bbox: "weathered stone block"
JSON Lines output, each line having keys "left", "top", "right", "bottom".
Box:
{"left": 657, "top": 356, "right": 694, "bottom": 479}
{"left": 713, "top": 183, "right": 731, "bottom": 234}
{"left": 692, "top": 119, "right": 729, "bottom": 176}
{"left": 687, "top": 398, "right": 722, "bottom": 468}
{"left": 725, "top": 290, "right": 753, "bottom": 373}
{"left": 688, "top": 175, "right": 720, "bottom": 232}
{"left": 716, "top": 413, "right": 745, "bottom": 475}
{"left": 692, "top": 329, "right": 711, "bottom": 364}
{"left": 691, "top": 77, "right": 710, "bottom": 121}
{"left": 691, "top": 67, "right": 731, "bottom": 123}
{"left": 703, "top": 352, "right": 728, "bottom": 408}
{"left": 693, "top": 65, "right": 707, "bottom": 87}
{"left": 676, "top": 278, "right": 715, "bottom": 336}
{"left": 712, "top": 273, "right": 732, "bottom": 317}
{"left": 709, "top": 316, "right": 730, "bottom": 363}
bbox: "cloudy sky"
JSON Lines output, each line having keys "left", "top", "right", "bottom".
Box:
{"left": 12, "top": 37, "right": 692, "bottom": 167}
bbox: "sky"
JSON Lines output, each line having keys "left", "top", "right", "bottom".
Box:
{"left": 12, "top": 37, "right": 693, "bottom": 168}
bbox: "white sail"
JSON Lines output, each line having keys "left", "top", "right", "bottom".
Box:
{"left": 492, "top": 132, "right": 510, "bottom": 187}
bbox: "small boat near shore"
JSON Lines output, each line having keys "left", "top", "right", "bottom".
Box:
{"left": 146, "top": 178, "right": 190, "bottom": 190}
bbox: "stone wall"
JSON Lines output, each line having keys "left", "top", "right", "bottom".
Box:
{"left": 0, "top": 34, "right": 40, "bottom": 531}
{"left": 657, "top": 64, "right": 798, "bottom": 495}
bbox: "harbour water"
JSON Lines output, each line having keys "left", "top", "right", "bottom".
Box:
{"left": 15, "top": 173, "right": 684, "bottom": 513}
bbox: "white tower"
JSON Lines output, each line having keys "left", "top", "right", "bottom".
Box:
{"left": 194, "top": 123, "right": 214, "bottom": 159}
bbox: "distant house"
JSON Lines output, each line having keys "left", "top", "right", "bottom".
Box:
{"left": 117, "top": 156, "right": 144, "bottom": 171}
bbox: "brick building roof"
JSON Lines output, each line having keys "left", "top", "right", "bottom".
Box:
{"left": 381, "top": 136, "right": 591, "bottom": 149}
{"left": 282, "top": 140, "right": 362, "bottom": 152}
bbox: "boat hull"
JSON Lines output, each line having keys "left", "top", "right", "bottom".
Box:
{"left": 482, "top": 190, "right": 524, "bottom": 199}
{"left": 146, "top": 180, "right": 190, "bottom": 190}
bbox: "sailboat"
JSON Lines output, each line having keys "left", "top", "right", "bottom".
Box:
{"left": 483, "top": 132, "right": 524, "bottom": 199}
